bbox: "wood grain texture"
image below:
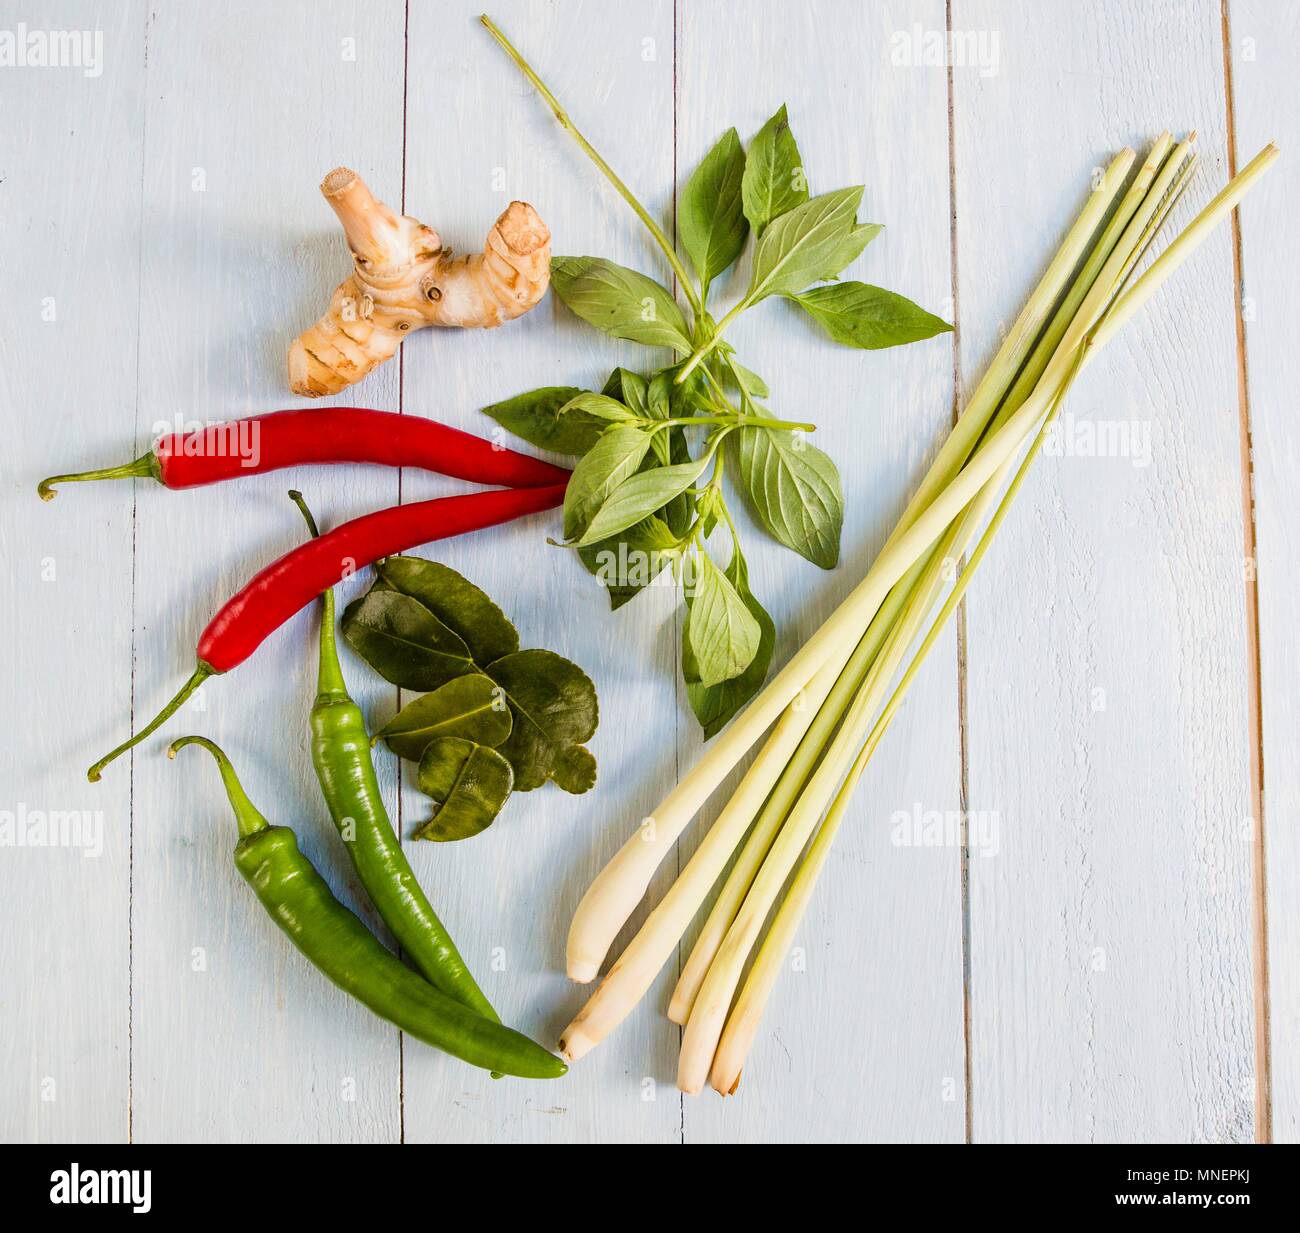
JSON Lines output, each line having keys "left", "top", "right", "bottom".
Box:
{"left": 0, "top": 0, "right": 144, "bottom": 1144}
{"left": 1227, "top": 0, "right": 1299, "bottom": 1144}
{"left": 672, "top": 0, "right": 965, "bottom": 1143}
{"left": 954, "top": 0, "right": 1256, "bottom": 1142}
{"left": 398, "top": 0, "right": 685, "bottom": 1143}
{"left": 126, "top": 0, "right": 407, "bottom": 1143}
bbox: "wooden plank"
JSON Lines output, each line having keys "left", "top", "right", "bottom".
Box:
{"left": 672, "top": 0, "right": 965, "bottom": 1143}
{"left": 955, "top": 0, "right": 1256, "bottom": 1142}
{"left": 1227, "top": 0, "right": 1300, "bottom": 1144}
{"left": 398, "top": 0, "right": 685, "bottom": 1143}
{"left": 127, "top": 0, "right": 407, "bottom": 1142}
{"left": 0, "top": 0, "right": 145, "bottom": 1143}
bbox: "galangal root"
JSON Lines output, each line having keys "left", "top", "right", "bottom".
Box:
{"left": 289, "top": 167, "right": 551, "bottom": 397}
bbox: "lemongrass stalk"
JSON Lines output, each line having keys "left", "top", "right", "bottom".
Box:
{"left": 992, "top": 134, "right": 1176, "bottom": 423}
{"left": 1108, "top": 149, "right": 1199, "bottom": 296}
{"left": 563, "top": 150, "right": 1136, "bottom": 983}
{"left": 872, "top": 148, "right": 1134, "bottom": 556}
{"left": 1094, "top": 142, "right": 1279, "bottom": 349}
{"left": 557, "top": 657, "right": 842, "bottom": 1061}
{"left": 1068, "top": 135, "right": 1197, "bottom": 344}
{"left": 706, "top": 142, "right": 1278, "bottom": 1092}
{"left": 709, "top": 365, "right": 1083, "bottom": 1095}
{"left": 1000, "top": 140, "right": 1192, "bottom": 424}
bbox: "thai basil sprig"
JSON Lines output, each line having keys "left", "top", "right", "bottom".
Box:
{"left": 481, "top": 16, "right": 951, "bottom": 737}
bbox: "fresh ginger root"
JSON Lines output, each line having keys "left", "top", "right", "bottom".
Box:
{"left": 289, "top": 167, "right": 551, "bottom": 397}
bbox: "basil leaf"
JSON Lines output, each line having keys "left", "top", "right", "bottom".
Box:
{"left": 341, "top": 590, "right": 475, "bottom": 690}
{"left": 413, "top": 738, "right": 514, "bottom": 842}
{"left": 733, "top": 419, "right": 844, "bottom": 568}
{"left": 819, "top": 221, "right": 883, "bottom": 280}
{"left": 661, "top": 425, "right": 695, "bottom": 537}
{"left": 695, "top": 486, "right": 723, "bottom": 540}
{"left": 647, "top": 368, "right": 674, "bottom": 420}
{"left": 562, "top": 424, "right": 654, "bottom": 541}
{"left": 601, "top": 367, "right": 650, "bottom": 417}
{"left": 375, "top": 557, "right": 518, "bottom": 666}
{"left": 745, "top": 188, "right": 878, "bottom": 305}
{"left": 722, "top": 361, "right": 769, "bottom": 400}
{"left": 642, "top": 369, "right": 676, "bottom": 465}
{"left": 578, "top": 515, "right": 678, "bottom": 610}
{"left": 576, "top": 452, "right": 710, "bottom": 546}
{"left": 684, "top": 551, "right": 762, "bottom": 686}
{"left": 375, "top": 672, "right": 513, "bottom": 761}
{"left": 485, "top": 649, "right": 599, "bottom": 793}
{"left": 680, "top": 127, "right": 749, "bottom": 295}
{"left": 741, "top": 104, "right": 808, "bottom": 233}
{"left": 600, "top": 369, "right": 672, "bottom": 461}
{"left": 685, "top": 547, "right": 775, "bottom": 738}
{"left": 625, "top": 514, "right": 680, "bottom": 552}
{"left": 551, "top": 255, "right": 692, "bottom": 354}
{"left": 480, "top": 385, "right": 597, "bottom": 456}
{"left": 787, "top": 281, "right": 953, "bottom": 349}
{"left": 574, "top": 407, "right": 691, "bottom": 608}
{"left": 561, "top": 391, "right": 639, "bottom": 424}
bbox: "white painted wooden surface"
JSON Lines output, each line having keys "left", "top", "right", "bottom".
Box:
{"left": 0, "top": 0, "right": 1288, "bottom": 1143}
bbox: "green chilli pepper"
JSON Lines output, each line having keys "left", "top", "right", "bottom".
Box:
{"left": 169, "top": 736, "right": 565, "bottom": 1080}
{"left": 289, "top": 492, "right": 498, "bottom": 1023}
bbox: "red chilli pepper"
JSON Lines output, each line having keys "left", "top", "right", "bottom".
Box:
{"left": 38, "top": 407, "right": 570, "bottom": 498}
{"left": 86, "top": 483, "right": 567, "bottom": 781}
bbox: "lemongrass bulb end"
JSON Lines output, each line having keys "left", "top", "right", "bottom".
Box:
{"left": 567, "top": 958, "right": 599, "bottom": 983}
{"left": 677, "top": 1073, "right": 705, "bottom": 1096}
{"left": 710, "top": 1063, "right": 742, "bottom": 1096}
{"left": 677, "top": 1045, "right": 716, "bottom": 1095}
{"left": 558, "top": 1027, "right": 596, "bottom": 1063}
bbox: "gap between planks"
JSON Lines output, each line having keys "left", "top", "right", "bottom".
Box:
{"left": 944, "top": 0, "right": 976, "bottom": 1148}
{"left": 126, "top": 3, "right": 156, "bottom": 1147}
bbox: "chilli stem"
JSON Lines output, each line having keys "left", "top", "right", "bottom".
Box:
{"left": 87, "top": 664, "right": 215, "bottom": 782}
{"left": 288, "top": 490, "right": 348, "bottom": 699}
{"left": 38, "top": 453, "right": 160, "bottom": 500}
{"left": 168, "top": 736, "right": 270, "bottom": 840}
